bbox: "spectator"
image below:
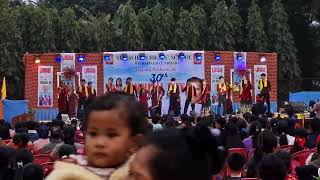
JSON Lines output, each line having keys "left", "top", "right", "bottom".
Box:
{"left": 0, "top": 124, "right": 10, "bottom": 140}
{"left": 306, "top": 141, "right": 320, "bottom": 167}
{"left": 22, "top": 163, "right": 44, "bottom": 180}
{"left": 291, "top": 128, "right": 308, "bottom": 154}
{"left": 12, "top": 133, "right": 29, "bottom": 150}
{"left": 58, "top": 144, "right": 77, "bottom": 159}
{"left": 275, "top": 150, "right": 298, "bottom": 180}
{"left": 226, "top": 153, "right": 246, "bottom": 179}
{"left": 278, "top": 120, "right": 295, "bottom": 146}
{"left": 130, "top": 127, "right": 226, "bottom": 180}
{"left": 151, "top": 115, "right": 163, "bottom": 131}
{"left": 307, "top": 118, "right": 320, "bottom": 149}
{"left": 41, "top": 126, "right": 63, "bottom": 154}
{"left": 220, "top": 122, "right": 244, "bottom": 149}
{"left": 296, "top": 165, "right": 319, "bottom": 180}
{"left": 26, "top": 121, "right": 39, "bottom": 142}
{"left": 313, "top": 99, "right": 320, "bottom": 118}
{"left": 33, "top": 125, "right": 50, "bottom": 153}
{"left": 50, "top": 126, "right": 83, "bottom": 160}
{"left": 179, "top": 114, "right": 193, "bottom": 129}
{"left": 215, "top": 116, "right": 226, "bottom": 133}
{"left": 242, "top": 121, "right": 261, "bottom": 152}
{"left": 0, "top": 146, "right": 15, "bottom": 180}
{"left": 247, "top": 130, "right": 278, "bottom": 178}
{"left": 236, "top": 118, "right": 248, "bottom": 140}
{"left": 259, "top": 154, "right": 287, "bottom": 180}
{"left": 14, "top": 148, "right": 34, "bottom": 180}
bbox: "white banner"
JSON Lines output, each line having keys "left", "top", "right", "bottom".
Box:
{"left": 211, "top": 65, "right": 225, "bottom": 98}
{"left": 61, "top": 53, "right": 75, "bottom": 71}
{"left": 82, "top": 66, "right": 98, "bottom": 93}
{"left": 254, "top": 65, "right": 268, "bottom": 99}
{"left": 38, "top": 66, "right": 53, "bottom": 107}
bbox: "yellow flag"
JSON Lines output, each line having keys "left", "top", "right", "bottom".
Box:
{"left": 1, "top": 77, "right": 6, "bottom": 100}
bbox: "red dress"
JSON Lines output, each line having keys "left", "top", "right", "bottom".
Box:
{"left": 139, "top": 90, "right": 149, "bottom": 114}
{"left": 105, "top": 84, "right": 117, "bottom": 94}
{"left": 240, "top": 80, "right": 252, "bottom": 104}
{"left": 58, "top": 87, "right": 68, "bottom": 113}
{"left": 151, "top": 86, "right": 165, "bottom": 107}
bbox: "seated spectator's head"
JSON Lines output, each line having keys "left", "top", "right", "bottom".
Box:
{"left": 262, "top": 130, "right": 278, "bottom": 154}
{"left": 13, "top": 133, "right": 29, "bottom": 149}
{"left": 50, "top": 126, "right": 61, "bottom": 140}
{"left": 58, "top": 144, "right": 77, "bottom": 159}
{"left": 0, "top": 124, "right": 10, "bottom": 140}
{"left": 227, "top": 153, "right": 245, "bottom": 175}
{"left": 151, "top": 115, "right": 161, "bottom": 124}
{"left": 259, "top": 154, "right": 287, "bottom": 180}
{"left": 62, "top": 126, "right": 75, "bottom": 145}
{"left": 26, "top": 121, "right": 37, "bottom": 131}
{"left": 37, "top": 125, "right": 49, "bottom": 139}
{"left": 275, "top": 150, "right": 292, "bottom": 174}
{"left": 15, "top": 148, "right": 33, "bottom": 169}
{"left": 215, "top": 117, "right": 226, "bottom": 130}
{"left": 130, "top": 127, "right": 226, "bottom": 180}
{"left": 0, "top": 146, "right": 13, "bottom": 168}
{"left": 278, "top": 120, "right": 289, "bottom": 146}
{"left": 243, "top": 112, "right": 251, "bottom": 122}
{"left": 259, "top": 117, "right": 269, "bottom": 130}
{"left": 248, "top": 114, "right": 259, "bottom": 124}
{"left": 196, "top": 116, "right": 212, "bottom": 129}
{"left": 22, "top": 163, "right": 44, "bottom": 180}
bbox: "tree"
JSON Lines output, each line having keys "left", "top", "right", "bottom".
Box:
{"left": 113, "top": 0, "right": 143, "bottom": 50}
{"left": 208, "top": 0, "right": 235, "bottom": 50}
{"left": 268, "top": 0, "right": 301, "bottom": 100}
{"left": 190, "top": 5, "right": 207, "bottom": 49}
{"left": 94, "top": 13, "right": 116, "bottom": 51}
{"left": 246, "top": 0, "right": 268, "bottom": 52}
{"left": 17, "top": 6, "right": 56, "bottom": 53}
{"left": 137, "top": 8, "right": 153, "bottom": 50}
{"left": 229, "top": 2, "right": 245, "bottom": 51}
{"left": 55, "top": 8, "right": 80, "bottom": 52}
{"left": 173, "top": 8, "right": 200, "bottom": 50}
{"left": 0, "top": 0, "right": 24, "bottom": 98}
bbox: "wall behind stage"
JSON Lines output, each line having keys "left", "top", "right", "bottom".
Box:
{"left": 24, "top": 51, "right": 277, "bottom": 109}
{"left": 204, "top": 51, "right": 278, "bottom": 102}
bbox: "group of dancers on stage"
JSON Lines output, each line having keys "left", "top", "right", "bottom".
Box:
{"left": 57, "top": 73, "right": 271, "bottom": 119}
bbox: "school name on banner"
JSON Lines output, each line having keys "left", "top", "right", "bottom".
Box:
{"left": 82, "top": 66, "right": 97, "bottom": 93}
{"left": 38, "top": 66, "right": 53, "bottom": 107}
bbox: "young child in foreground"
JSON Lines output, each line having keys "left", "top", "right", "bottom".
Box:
{"left": 47, "top": 93, "right": 147, "bottom": 180}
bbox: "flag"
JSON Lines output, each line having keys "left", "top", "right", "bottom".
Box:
{"left": 1, "top": 77, "right": 6, "bottom": 100}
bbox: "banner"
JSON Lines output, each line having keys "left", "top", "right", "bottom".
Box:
{"left": 82, "top": 66, "right": 97, "bottom": 93}
{"left": 61, "top": 53, "right": 75, "bottom": 71}
{"left": 211, "top": 65, "right": 225, "bottom": 104}
{"left": 254, "top": 65, "right": 267, "bottom": 99}
{"left": 233, "top": 52, "right": 247, "bottom": 85}
{"left": 103, "top": 51, "right": 204, "bottom": 113}
{"left": 38, "top": 66, "right": 53, "bottom": 107}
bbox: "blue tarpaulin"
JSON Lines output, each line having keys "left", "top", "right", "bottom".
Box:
{"left": 3, "top": 100, "right": 29, "bottom": 123}
{"left": 289, "top": 91, "right": 320, "bottom": 105}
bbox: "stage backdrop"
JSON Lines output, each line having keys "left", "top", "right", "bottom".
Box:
{"left": 103, "top": 51, "right": 205, "bottom": 114}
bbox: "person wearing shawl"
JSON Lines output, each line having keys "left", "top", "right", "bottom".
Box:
{"left": 105, "top": 78, "right": 116, "bottom": 94}
{"left": 57, "top": 82, "right": 69, "bottom": 120}
{"left": 85, "top": 81, "right": 96, "bottom": 109}
{"left": 150, "top": 81, "right": 165, "bottom": 115}
{"left": 124, "top": 77, "right": 137, "bottom": 97}
{"left": 217, "top": 76, "right": 227, "bottom": 115}
{"left": 201, "top": 79, "right": 211, "bottom": 116}
{"left": 259, "top": 73, "right": 271, "bottom": 113}
{"left": 139, "top": 84, "right": 149, "bottom": 116}
{"left": 240, "top": 75, "right": 252, "bottom": 113}
{"left": 77, "top": 79, "right": 87, "bottom": 119}
{"left": 168, "top": 78, "right": 181, "bottom": 116}
{"left": 68, "top": 85, "right": 78, "bottom": 118}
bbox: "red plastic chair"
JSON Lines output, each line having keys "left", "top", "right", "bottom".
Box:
{"left": 228, "top": 148, "right": 247, "bottom": 160}
{"left": 291, "top": 149, "right": 315, "bottom": 173}
{"left": 280, "top": 145, "right": 293, "bottom": 152}
{"left": 41, "top": 162, "right": 54, "bottom": 176}
{"left": 247, "top": 149, "right": 255, "bottom": 160}
{"left": 34, "top": 154, "right": 52, "bottom": 164}
{"left": 3, "top": 139, "right": 12, "bottom": 144}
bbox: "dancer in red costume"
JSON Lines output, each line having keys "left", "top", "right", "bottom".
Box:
{"left": 239, "top": 75, "right": 252, "bottom": 113}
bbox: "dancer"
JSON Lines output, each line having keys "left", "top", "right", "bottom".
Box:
{"left": 168, "top": 78, "right": 181, "bottom": 116}
{"left": 85, "top": 82, "right": 96, "bottom": 109}
{"left": 240, "top": 75, "right": 252, "bottom": 113}
{"left": 139, "top": 84, "right": 149, "bottom": 116}
{"left": 124, "top": 77, "right": 137, "bottom": 97}
{"left": 150, "top": 81, "right": 165, "bottom": 116}
{"left": 217, "top": 76, "right": 227, "bottom": 115}
{"left": 105, "top": 77, "right": 116, "bottom": 94}
{"left": 76, "top": 79, "right": 87, "bottom": 119}
{"left": 57, "top": 82, "right": 68, "bottom": 120}
{"left": 201, "top": 79, "right": 211, "bottom": 116}
{"left": 67, "top": 85, "right": 78, "bottom": 118}
{"left": 115, "top": 78, "right": 123, "bottom": 92}
{"left": 182, "top": 79, "right": 196, "bottom": 114}
{"left": 259, "top": 73, "right": 271, "bottom": 113}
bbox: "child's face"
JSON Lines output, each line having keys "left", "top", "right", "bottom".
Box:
{"left": 85, "top": 109, "right": 137, "bottom": 168}
{"left": 129, "top": 145, "right": 156, "bottom": 180}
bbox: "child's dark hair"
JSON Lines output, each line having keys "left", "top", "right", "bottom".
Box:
{"left": 37, "top": 125, "right": 49, "bottom": 139}
{"left": 86, "top": 93, "right": 147, "bottom": 135}
{"left": 13, "top": 133, "right": 29, "bottom": 148}
{"left": 215, "top": 117, "right": 226, "bottom": 129}
{"left": 145, "top": 127, "right": 226, "bottom": 180}
{"left": 22, "top": 163, "right": 44, "bottom": 180}
{"left": 227, "top": 153, "right": 245, "bottom": 172}
{"left": 62, "top": 126, "right": 76, "bottom": 146}
{"left": 58, "top": 144, "right": 77, "bottom": 158}
{"left": 152, "top": 115, "right": 161, "bottom": 124}
{"left": 278, "top": 120, "right": 289, "bottom": 146}
{"left": 259, "top": 154, "right": 287, "bottom": 180}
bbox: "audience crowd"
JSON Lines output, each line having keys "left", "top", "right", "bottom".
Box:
{"left": 0, "top": 93, "right": 320, "bottom": 180}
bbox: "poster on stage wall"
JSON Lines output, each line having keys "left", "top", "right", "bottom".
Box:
{"left": 254, "top": 65, "right": 267, "bottom": 100}
{"left": 61, "top": 53, "right": 75, "bottom": 71}
{"left": 82, "top": 66, "right": 97, "bottom": 93}
{"left": 211, "top": 65, "right": 225, "bottom": 104}
{"left": 103, "top": 51, "right": 205, "bottom": 113}
{"left": 233, "top": 52, "right": 247, "bottom": 85}
{"left": 38, "top": 66, "right": 53, "bottom": 107}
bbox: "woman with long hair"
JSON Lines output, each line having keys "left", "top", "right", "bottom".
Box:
{"left": 115, "top": 78, "right": 123, "bottom": 92}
